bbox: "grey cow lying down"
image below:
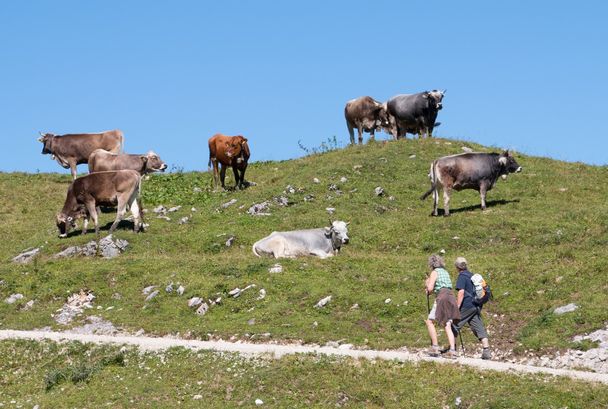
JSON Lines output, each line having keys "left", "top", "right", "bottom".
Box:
{"left": 252, "top": 221, "right": 350, "bottom": 259}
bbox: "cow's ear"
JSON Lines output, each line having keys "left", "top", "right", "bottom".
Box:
{"left": 499, "top": 156, "right": 508, "bottom": 165}
{"left": 140, "top": 155, "right": 148, "bottom": 163}
{"left": 324, "top": 226, "right": 332, "bottom": 237}
{"left": 241, "top": 138, "right": 248, "bottom": 143}
{"left": 422, "top": 93, "right": 429, "bottom": 99}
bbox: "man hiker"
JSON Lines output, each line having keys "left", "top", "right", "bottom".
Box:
{"left": 453, "top": 257, "right": 491, "bottom": 360}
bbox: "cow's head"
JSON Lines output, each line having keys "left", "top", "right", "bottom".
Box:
{"left": 325, "top": 220, "right": 350, "bottom": 249}
{"left": 56, "top": 212, "right": 76, "bottom": 238}
{"left": 498, "top": 150, "right": 523, "bottom": 175}
{"left": 38, "top": 132, "right": 55, "bottom": 154}
{"left": 225, "top": 136, "right": 248, "bottom": 159}
{"left": 423, "top": 90, "right": 446, "bottom": 110}
{"left": 374, "top": 103, "right": 391, "bottom": 130}
{"left": 143, "top": 151, "right": 167, "bottom": 172}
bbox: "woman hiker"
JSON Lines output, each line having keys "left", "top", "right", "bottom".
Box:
{"left": 424, "top": 254, "right": 461, "bottom": 358}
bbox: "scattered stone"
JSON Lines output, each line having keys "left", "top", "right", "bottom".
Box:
{"left": 134, "top": 329, "right": 145, "bottom": 336}
{"left": 248, "top": 201, "right": 271, "bottom": 216}
{"left": 338, "top": 343, "right": 353, "bottom": 350}
{"left": 374, "top": 186, "right": 385, "bottom": 196}
{"left": 5, "top": 294, "right": 24, "bottom": 304}
{"left": 191, "top": 207, "right": 197, "bottom": 212}
{"left": 313, "top": 177, "right": 320, "bottom": 184}
{"left": 142, "top": 286, "right": 157, "bottom": 295}
{"left": 22, "top": 299, "right": 35, "bottom": 310}
{"left": 112, "top": 293, "right": 122, "bottom": 300}
{"left": 167, "top": 206, "right": 182, "bottom": 213}
{"left": 55, "top": 290, "right": 95, "bottom": 325}
{"left": 177, "top": 285, "right": 185, "bottom": 296}
{"left": 196, "top": 303, "right": 209, "bottom": 316}
{"left": 156, "top": 215, "right": 171, "bottom": 221}
{"left": 225, "top": 236, "right": 236, "bottom": 247}
{"left": 152, "top": 205, "right": 167, "bottom": 214}
{"left": 257, "top": 289, "right": 266, "bottom": 300}
{"left": 284, "top": 185, "right": 296, "bottom": 194}
{"left": 455, "top": 396, "right": 462, "bottom": 406}
{"left": 193, "top": 187, "right": 203, "bottom": 193}
{"left": 315, "top": 295, "right": 332, "bottom": 308}
{"left": 188, "top": 297, "right": 203, "bottom": 308}
{"left": 559, "top": 188, "right": 568, "bottom": 192}
{"left": 229, "top": 284, "right": 257, "bottom": 298}
{"left": 304, "top": 194, "right": 315, "bottom": 202}
{"left": 255, "top": 399, "right": 264, "bottom": 406}
{"left": 222, "top": 199, "right": 238, "bottom": 208}
{"left": 12, "top": 247, "right": 41, "bottom": 264}
{"left": 440, "top": 249, "right": 446, "bottom": 254}
{"left": 248, "top": 318, "right": 256, "bottom": 325}
{"left": 178, "top": 216, "right": 190, "bottom": 225}
{"left": 193, "top": 394, "right": 203, "bottom": 400}
{"left": 340, "top": 177, "right": 348, "bottom": 183}
{"left": 328, "top": 184, "right": 339, "bottom": 191}
{"left": 165, "top": 283, "right": 174, "bottom": 293}
{"left": 350, "top": 303, "right": 359, "bottom": 310}
{"left": 385, "top": 298, "right": 392, "bottom": 304}
{"left": 68, "top": 315, "right": 117, "bottom": 335}
{"left": 54, "top": 235, "right": 129, "bottom": 259}
{"left": 462, "top": 146, "right": 473, "bottom": 153}
{"left": 408, "top": 154, "right": 416, "bottom": 159}
{"left": 145, "top": 290, "right": 159, "bottom": 302}
{"left": 326, "top": 207, "right": 336, "bottom": 215}
{"left": 353, "top": 165, "right": 363, "bottom": 170}
{"left": 274, "top": 196, "right": 289, "bottom": 206}
{"left": 452, "top": 236, "right": 460, "bottom": 240}
{"left": 269, "top": 264, "right": 283, "bottom": 273}
{"left": 554, "top": 303, "right": 579, "bottom": 315}
{"left": 388, "top": 196, "right": 395, "bottom": 201}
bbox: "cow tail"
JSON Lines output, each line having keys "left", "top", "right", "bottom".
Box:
{"left": 420, "top": 161, "right": 438, "bottom": 200}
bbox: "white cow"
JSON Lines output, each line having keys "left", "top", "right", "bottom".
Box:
{"left": 252, "top": 221, "right": 350, "bottom": 259}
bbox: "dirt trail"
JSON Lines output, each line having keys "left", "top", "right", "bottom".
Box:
{"left": 1, "top": 329, "right": 607, "bottom": 385}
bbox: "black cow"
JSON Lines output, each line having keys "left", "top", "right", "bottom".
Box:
{"left": 344, "top": 96, "right": 390, "bottom": 144}
{"left": 386, "top": 90, "right": 445, "bottom": 139}
{"left": 421, "top": 151, "right": 522, "bottom": 216}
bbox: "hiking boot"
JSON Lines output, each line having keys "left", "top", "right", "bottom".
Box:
{"left": 426, "top": 346, "right": 440, "bottom": 357}
{"left": 444, "top": 349, "right": 458, "bottom": 359}
{"left": 481, "top": 348, "right": 491, "bottom": 360}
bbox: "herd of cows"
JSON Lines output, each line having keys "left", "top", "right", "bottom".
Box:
{"left": 37, "top": 90, "right": 522, "bottom": 256}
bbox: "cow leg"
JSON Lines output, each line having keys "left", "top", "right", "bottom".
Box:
{"left": 347, "top": 122, "right": 355, "bottom": 145}
{"left": 240, "top": 164, "right": 248, "bottom": 188}
{"left": 357, "top": 126, "right": 363, "bottom": 145}
{"left": 109, "top": 200, "right": 128, "bottom": 233}
{"left": 219, "top": 165, "right": 227, "bottom": 189}
{"left": 70, "top": 161, "right": 78, "bottom": 180}
{"left": 211, "top": 159, "right": 220, "bottom": 190}
{"left": 369, "top": 129, "right": 375, "bottom": 142}
{"left": 443, "top": 188, "right": 452, "bottom": 216}
{"left": 232, "top": 165, "right": 240, "bottom": 190}
{"left": 479, "top": 184, "right": 488, "bottom": 211}
{"left": 82, "top": 217, "right": 89, "bottom": 235}
{"left": 130, "top": 197, "right": 141, "bottom": 232}
{"left": 84, "top": 202, "right": 99, "bottom": 235}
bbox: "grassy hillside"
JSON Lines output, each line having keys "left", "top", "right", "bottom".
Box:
{"left": 2, "top": 339, "right": 607, "bottom": 408}
{"left": 1, "top": 138, "right": 607, "bottom": 354}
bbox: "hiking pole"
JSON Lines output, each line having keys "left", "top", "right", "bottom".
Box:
{"left": 426, "top": 292, "right": 430, "bottom": 314}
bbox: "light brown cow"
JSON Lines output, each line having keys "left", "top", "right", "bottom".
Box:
{"left": 88, "top": 149, "right": 167, "bottom": 174}
{"left": 208, "top": 134, "right": 250, "bottom": 190}
{"left": 55, "top": 170, "right": 143, "bottom": 238}
{"left": 344, "top": 96, "right": 390, "bottom": 144}
{"left": 39, "top": 130, "right": 124, "bottom": 179}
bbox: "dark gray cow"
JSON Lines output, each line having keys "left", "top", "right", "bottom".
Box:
{"left": 386, "top": 90, "right": 445, "bottom": 139}
{"left": 88, "top": 149, "right": 167, "bottom": 174}
{"left": 344, "top": 96, "right": 390, "bottom": 144}
{"left": 421, "top": 151, "right": 522, "bottom": 216}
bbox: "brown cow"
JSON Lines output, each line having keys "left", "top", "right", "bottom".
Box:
{"left": 208, "top": 134, "right": 250, "bottom": 190}
{"left": 88, "top": 149, "right": 167, "bottom": 174}
{"left": 344, "top": 96, "right": 390, "bottom": 144}
{"left": 39, "top": 130, "right": 124, "bottom": 179}
{"left": 55, "top": 170, "right": 143, "bottom": 238}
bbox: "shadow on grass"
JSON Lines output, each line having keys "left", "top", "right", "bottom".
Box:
{"left": 434, "top": 199, "right": 520, "bottom": 216}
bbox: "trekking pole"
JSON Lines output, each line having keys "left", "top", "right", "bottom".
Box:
{"left": 459, "top": 332, "right": 465, "bottom": 354}
{"left": 426, "top": 292, "right": 430, "bottom": 314}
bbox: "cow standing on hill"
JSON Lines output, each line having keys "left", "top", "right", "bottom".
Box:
{"left": 38, "top": 130, "right": 124, "bottom": 179}
{"left": 55, "top": 170, "right": 143, "bottom": 238}
{"left": 88, "top": 149, "right": 167, "bottom": 174}
{"left": 344, "top": 96, "right": 390, "bottom": 144}
{"left": 421, "top": 151, "right": 523, "bottom": 216}
{"left": 208, "top": 134, "right": 250, "bottom": 190}
{"left": 387, "top": 90, "right": 445, "bottom": 139}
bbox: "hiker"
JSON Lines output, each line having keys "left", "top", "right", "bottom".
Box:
{"left": 424, "top": 254, "right": 461, "bottom": 358}
{"left": 453, "top": 257, "right": 492, "bottom": 360}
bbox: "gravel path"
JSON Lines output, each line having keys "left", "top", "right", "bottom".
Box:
{"left": 1, "top": 329, "right": 607, "bottom": 385}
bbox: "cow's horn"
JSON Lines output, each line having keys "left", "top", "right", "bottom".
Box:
{"left": 442, "top": 89, "right": 447, "bottom": 94}
{"left": 346, "top": 221, "right": 351, "bottom": 226}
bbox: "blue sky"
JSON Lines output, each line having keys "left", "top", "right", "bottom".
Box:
{"left": 1, "top": 1, "right": 606, "bottom": 173}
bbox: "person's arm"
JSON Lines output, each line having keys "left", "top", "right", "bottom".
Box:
{"left": 457, "top": 289, "right": 464, "bottom": 308}
{"left": 425, "top": 270, "right": 437, "bottom": 294}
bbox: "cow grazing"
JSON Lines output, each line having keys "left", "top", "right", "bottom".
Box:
{"left": 421, "top": 151, "right": 523, "bottom": 216}
{"left": 38, "top": 130, "right": 124, "bottom": 179}
{"left": 208, "top": 134, "right": 250, "bottom": 190}
{"left": 386, "top": 90, "right": 445, "bottom": 139}
{"left": 344, "top": 96, "right": 390, "bottom": 144}
{"left": 88, "top": 149, "right": 167, "bottom": 174}
{"left": 55, "top": 170, "right": 143, "bottom": 238}
{"left": 252, "top": 221, "right": 350, "bottom": 259}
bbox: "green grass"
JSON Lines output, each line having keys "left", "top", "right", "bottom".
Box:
{"left": 1, "top": 339, "right": 606, "bottom": 408}
{"left": 1, "top": 138, "right": 607, "bottom": 355}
